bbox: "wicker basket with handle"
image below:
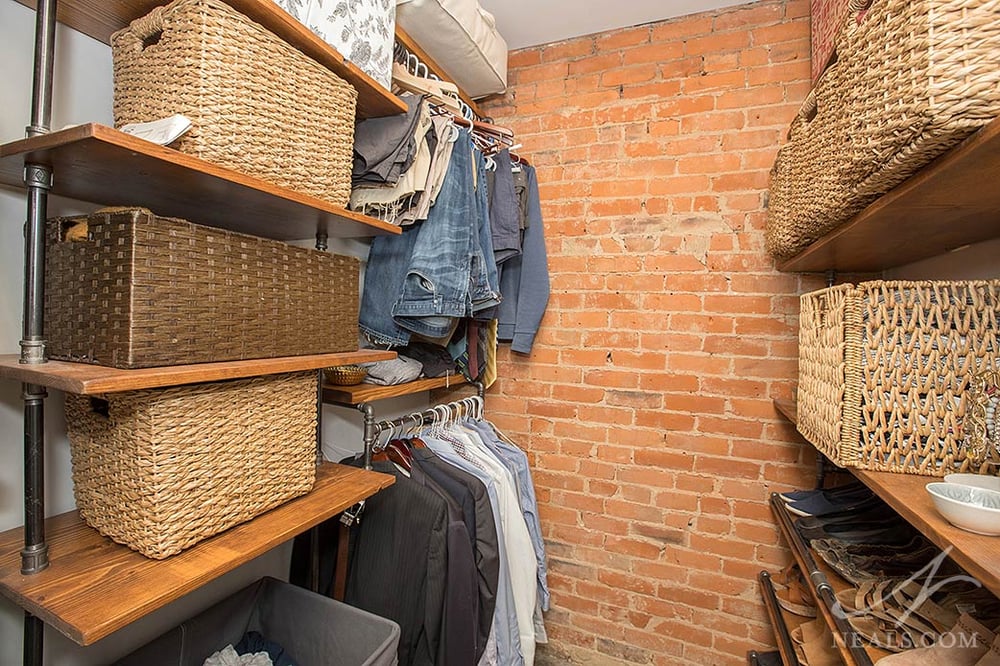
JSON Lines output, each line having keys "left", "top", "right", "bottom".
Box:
{"left": 65, "top": 371, "right": 318, "bottom": 559}
{"left": 111, "top": 0, "right": 357, "bottom": 205}
{"left": 797, "top": 280, "right": 1000, "bottom": 476}
{"left": 44, "top": 207, "right": 360, "bottom": 369}
{"left": 841, "top": 0, "right": 1000, "bottom": 201}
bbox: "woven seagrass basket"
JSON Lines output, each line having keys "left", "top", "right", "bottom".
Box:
{"left": 44, "top": 207, "right": 359, "bottom": 369}
{"left": 797, "top": 280, "right": 1000, "bottom": 476}
{"left": 766, "top": 0, "right": 1000, "bottom": 260}
{"left": 111, "top": 0, "right": 357, "bottom": 205}
{"left": 765, "top": 60, "right": 869, "bottom": 259}
{"left": 65, "top": 372, "right": 318, "bottom": 559}
{"left": 842, "top": 0, "right": 1000, "bottom": 200}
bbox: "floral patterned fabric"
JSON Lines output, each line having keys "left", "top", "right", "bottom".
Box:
{"left": 273, "top": 0, "right": 396, "bottom": 90}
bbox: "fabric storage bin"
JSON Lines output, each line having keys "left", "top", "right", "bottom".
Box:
{"left": 44, "top": 207, "right": 359, "bottom": 369}
{"left": 112, "top": 0, "right": 357, "bottom": 206}
{"left": 841, "top": 0, "right": 1000, "bottom": 202}
{"left": 797, "top": 280, "right": 1000, "bottom": 476}
{"left": 395, "top": 0, "right": 508, "bottom": 98}
{"left": 66, "top": 372, "right": 318, "bottom": 559}
{"left": 271, "top": 0, "right": 395, "bottom": 90}
{"left": 114, "top": 577, "right": 401, "bottom": 665}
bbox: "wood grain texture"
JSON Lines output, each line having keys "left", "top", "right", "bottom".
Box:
{"left": 0, "top": 350, "right": 395, "bottom": 395}
{"left": 0, "top": 124, "right": 400, "bottom": 240}
{"left": 773, "top": 398, "right": 798, "bottom": 425}
{"left": 12, "top": 0, "right": 405, "bottom": 118}
{"left": 778, "top": 116, "right": 1000, "bottom": 273}
{"left": 852, "top": 469, "right": 1000, "bottom": 598}
{"left": 323, "top": 374, "right": 468, "bottom": 406}
{"left": 0, "top": 463, "right": 394, "bottom": 645}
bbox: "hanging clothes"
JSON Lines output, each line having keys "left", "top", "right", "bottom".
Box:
{"left": 497, "top": 164, "right": 549, "bottom": 354}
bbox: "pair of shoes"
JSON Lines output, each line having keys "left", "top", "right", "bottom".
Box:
{"left": 835, "top": 579, "right": 942, "bottom": 652}
{"left": 794, "top": 503, "right": 899, "bottom": 532}
{"left": 874, "top": 613, "right": 997, "bottom": 664}
{"left": 772, "top": 563, "right": 817, "bottom": 618}
{"left": 791, "top": 618, "right": 842, "bottom": 666}
{"left": 797, "top": 520, "right": 919, "bottom": 546}
{"left": 784, "top": 485, "right": 877, "bottom": 517}
{"left": 780, "top": 481, "right": 868, "bottom": 503}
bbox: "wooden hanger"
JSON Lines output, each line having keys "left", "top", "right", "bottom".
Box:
{"left": 392, "top": 63, "right": 463, "bottom": 115}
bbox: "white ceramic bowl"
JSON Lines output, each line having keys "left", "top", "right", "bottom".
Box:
{"left": 943, "top": 473, "right": 1000, "bottom": 493}
{"left": 926, "top": 482, "right": 1000, "bottom": 536}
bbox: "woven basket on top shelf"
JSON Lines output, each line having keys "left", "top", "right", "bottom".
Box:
{"left": 766, "top": 0, "right": 1000, "bottom": 260}
{"left": 111, "top": 0, "right": 357, "bottom": 205}
{"left": 65, "top": 372, "right": 318, "bottom": 559}
{"left": 797, "top": 280, "right": 1000, "bottom": 477}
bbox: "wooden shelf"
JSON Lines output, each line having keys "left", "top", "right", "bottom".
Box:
{"left": 0, "top": 462, "right": 394, "bottom": 646}
{"left": 772, "top": 398, "right": 1000, "bottom": 599}
{"left": 773, "top": 398, "right": 797, "bottom": 425}
{"left": 323, "top": 373, "right": 468, "bottom": 406}
{"left": 852, "top": 469, "right": 1000, "bottom": 599}
{"left": 0, "top": 350, "right": 395, "bottom": 395}
{"left": 0, "top": 124, "right": 401, "bottom": 241}
{"left": 12, "top": 0, "right": 406, "bottom": 119}
{"left": 778, "top": 116, "right": 1000, "bottom": 273}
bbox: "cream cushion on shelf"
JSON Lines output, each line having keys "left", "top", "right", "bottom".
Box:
{"left": 395, "top": 0, "right": 508, "bottom": 99}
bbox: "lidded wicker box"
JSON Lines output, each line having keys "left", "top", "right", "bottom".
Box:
{"left": 797, "top": 280, "right": 1000, "bottom": 476}
{"left": 111, "top": 0, "right": 357, "bottom": 206}
{"left": 65, "top": 372, "right": 318, "bottom": 559}
{"left": 44, "top": 207, "right": 359, "bottom": 369}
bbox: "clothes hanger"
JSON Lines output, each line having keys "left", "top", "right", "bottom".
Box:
{"left": 392, "top": 62, "right": 463, "bottom": 115}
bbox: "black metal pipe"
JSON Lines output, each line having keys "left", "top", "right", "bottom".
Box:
{"left": 359, "top": 403, "right": 376, "bottom": 470}
{"left": 21, "top": 388, "right": 48, "bottom": 575}
{"left": 26, "top": 0, "right": 57, "bottom": 138}
{"left": 23, "top": 613, "right": 43, "bottom": 666}
{"left": 21, "top": 169, "right": 50, "bottom": 365}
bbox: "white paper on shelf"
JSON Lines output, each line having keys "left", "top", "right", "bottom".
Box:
{"left": 119, "top": 114, "right": 192, "bottom": 145}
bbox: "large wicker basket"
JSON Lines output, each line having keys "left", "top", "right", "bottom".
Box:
{"left": 111, "top": 0, "right": 357, "bottom": 206}
{"left": 842, "top": 0, "right": 1000, "bottom": 201}
{"left": 797, "top": 280, "right": 1000, "bottom": 476}
{"left": 44, "top": 207, "right": 359, "bottom": 369}
{"left": 766, "top": 0, "right": 1000, "bottom": 260}
{"left": 65, "top": 372, "right": 318, "bottom": 559}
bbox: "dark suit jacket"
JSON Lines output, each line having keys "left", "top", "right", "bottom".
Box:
{"left": 412, "top": 448, "right": 500, "bottom": 662}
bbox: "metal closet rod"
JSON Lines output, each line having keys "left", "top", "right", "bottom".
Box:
{"left": 358, "top": 381, "right": 485, "bottom": 469}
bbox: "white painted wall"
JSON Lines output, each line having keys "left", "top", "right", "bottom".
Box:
{"left": 0, "top": 1, "right": 427, "bottom": 662}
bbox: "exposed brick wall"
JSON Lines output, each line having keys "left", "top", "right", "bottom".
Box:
{"left": 479, "top": 2, "right": 834, "bottom": 663}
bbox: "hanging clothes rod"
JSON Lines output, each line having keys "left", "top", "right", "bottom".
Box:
{"left": 393, "top": 40, "right": 478, "bottom": 121}
{"left": 358, "top": 381, "right": 485, "bottom": 469}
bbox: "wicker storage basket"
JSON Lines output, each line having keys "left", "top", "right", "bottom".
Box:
{"left": 44, "top": 207, "right": 359, "bottom": 369}
{"left": 765, "top": 61, "right": 868, "bottom": 259}
{"left": 797, "top": 280, "right": 1000, "bottom": 476}
{"left": 65, "top": 372, "right": 317, "bottom": 559}
{"left": 842, "top": 0, "right": 1000, "bottom": 200}
{"left": 766, "top": 0, "right": 1000, "bottom": 260}
{"left": 111, "top": 0, "right": 357, "bottom": 206}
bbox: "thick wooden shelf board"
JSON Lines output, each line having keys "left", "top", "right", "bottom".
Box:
{"left": 778, "top": 117, "right": 1000, "bottom": 273}
{"left": 0, "top": 462, "right": 394, "bottom": 646}
{"left": 323, "top": 374, "right": 468, "bottom": 406}
{"left": 12, "top": 0, "right": 405, "bottom": 119}
{"left": 0, "top": 350, "right": 395, "bottom": 395}
{"left": 852, "top": 469, "right": 1000, "bottom": 599}
{"left": 773, "top": 399, "right": 1000, "bottom": 599}
{"left": 0, "top": 124, "right": 400, "bottom": 240}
